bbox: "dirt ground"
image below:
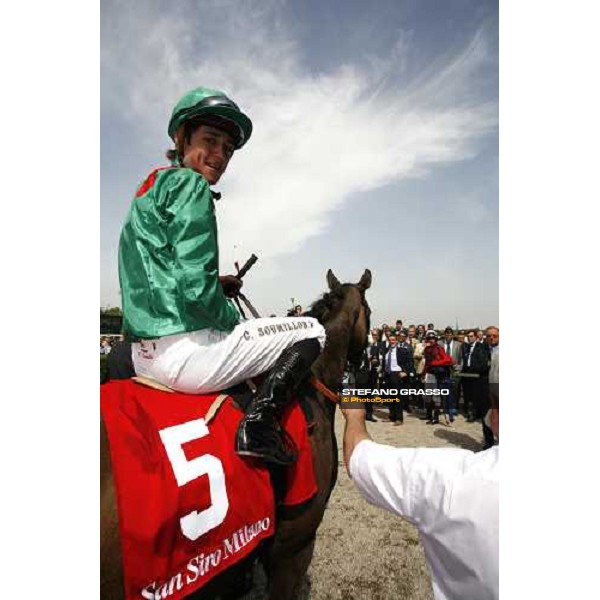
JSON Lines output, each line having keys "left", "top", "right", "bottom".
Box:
{"left": 301, "top": 406, "right": 487, "bottom": 600}
{"left": 239, "top": 405, "right": 487, "bottom": 600}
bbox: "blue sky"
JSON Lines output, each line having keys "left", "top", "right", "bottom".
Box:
{"left": 101, "top": 0, "right": 498, "bottom": 329}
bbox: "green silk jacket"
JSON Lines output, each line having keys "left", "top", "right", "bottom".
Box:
{"left": 118, "top": 166, "right": 240, "bottom": 339}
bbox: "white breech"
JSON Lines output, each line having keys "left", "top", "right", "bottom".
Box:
{"left": 132, "top": 316, "right": 326, "bottom": 394}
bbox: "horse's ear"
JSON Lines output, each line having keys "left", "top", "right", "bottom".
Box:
{"left": 327, "top": 269, "right": 342, "bottom": 290}
{"left": 357, "top": 269, "right": 372, "bottom": 291}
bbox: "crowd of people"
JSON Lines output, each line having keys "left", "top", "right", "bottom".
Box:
{"left": 354, "top": 321, "right": 499, "bottom": 451}
{"left": 99, "top": 334, "right": 124, "bottom": 354}
{"left": 101, "top": 317, "right": 500, "bottom": 452}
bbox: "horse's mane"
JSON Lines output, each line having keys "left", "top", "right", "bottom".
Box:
{"left": 304, "top": 286, "right": 347, "bottom": 325}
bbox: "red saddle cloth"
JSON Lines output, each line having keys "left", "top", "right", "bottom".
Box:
{"left": 101, "top": 379, "right": 317, "bottom": 600}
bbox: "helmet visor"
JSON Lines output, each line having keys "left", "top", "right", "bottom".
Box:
{"left": 169, "top": 95, "right": 252, "bottom": 148}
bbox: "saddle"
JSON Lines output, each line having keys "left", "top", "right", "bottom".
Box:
{"left": 101, "top": 379, "right": 317, "bottom": 600}
{"left": 131, "top": 374, "right": 317, "bottom": 433}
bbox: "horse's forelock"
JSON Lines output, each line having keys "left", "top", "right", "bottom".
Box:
{"left": 305, "top": 286, "right": 347, "bottom": 324}
{"left": 307, "top": 284, "right": 370, "bottom": 339}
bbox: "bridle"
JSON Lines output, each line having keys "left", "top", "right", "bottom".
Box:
{"left": 313, "top": 284, "right": 371, "bottom": 404}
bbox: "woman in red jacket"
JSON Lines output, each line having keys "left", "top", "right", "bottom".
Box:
{"left": 423, "top": 331, "right": 454, "bottom": 424}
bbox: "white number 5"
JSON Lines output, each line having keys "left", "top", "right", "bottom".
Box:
{"left": 159, "top": 418, "right": 229, "bottom": 541}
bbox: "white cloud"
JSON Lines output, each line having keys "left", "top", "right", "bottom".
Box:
{"left": 102, "top": 0, "right": 497, "bottom": 272}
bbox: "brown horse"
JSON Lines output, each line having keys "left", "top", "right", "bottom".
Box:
{"left": 100, "top": 268, "right": 372, "bottom": 600}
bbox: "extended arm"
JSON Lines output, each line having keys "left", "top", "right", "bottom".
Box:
{"left": 341, "top": 405, "right": 474, "bottom": 526}
{"left": 340, "top": 407, "right": 372, "bottom": 474}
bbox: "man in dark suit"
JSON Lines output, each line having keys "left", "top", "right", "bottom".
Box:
{"left": 461, "top": 330, "right": 493, "bottom": 449}
{"left": 461, "top": 331, "right": 488, "bottom": 419}
{"left": 397, "top": 330, "right": 416, "bottom": 412}
{"left": 383, "top": 334, "right": 415, "bottom": 425}
{"left": 356, "top": 350, "right": 376, "bottom": 422}
{"left": 379, "top": 327, "right": 392, "bottom": 355}
{"left": 362, "top": 328, "right": 385, "bottom": 421}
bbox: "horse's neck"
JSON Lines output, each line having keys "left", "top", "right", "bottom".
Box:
{"left": 312, "top": 313, "right": 352, "bottom": 391}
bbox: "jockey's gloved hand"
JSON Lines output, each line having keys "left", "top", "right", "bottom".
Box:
{"left": 219, "top": 275, "right": 243, "bottom": 298}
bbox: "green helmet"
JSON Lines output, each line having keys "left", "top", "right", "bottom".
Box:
{"left": 168, "top": 87, "right": 253, "bottom": 149}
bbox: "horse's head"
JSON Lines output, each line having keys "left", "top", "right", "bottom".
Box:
{"left": 307, "top": 269, "right": 372, "bottom": 370}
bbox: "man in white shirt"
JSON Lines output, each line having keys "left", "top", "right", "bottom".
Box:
{"left": 486, "top": 327, "right": 499, "bottom": 386}
{"left": 485, "top": 326, "right": 499, "bottom": 442}
{"left": 340, "top": 404, "right": 499, "bottom": 600}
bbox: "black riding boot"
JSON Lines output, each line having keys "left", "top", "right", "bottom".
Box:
{"left": 235, "top": 338, "right": 321, "bottom": 466}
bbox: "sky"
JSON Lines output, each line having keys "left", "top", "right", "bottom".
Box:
{"left": 101, "top": 0, "right": 499, "bottom": 329}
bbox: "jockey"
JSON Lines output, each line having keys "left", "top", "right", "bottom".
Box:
{"left": 118, "top": 87, "right": 326, "bottom": 465}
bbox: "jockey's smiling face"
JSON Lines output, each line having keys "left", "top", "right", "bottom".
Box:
{"left": 182, "top": 124, "right": 236, "bottom": 185}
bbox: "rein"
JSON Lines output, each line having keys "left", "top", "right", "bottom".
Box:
{"left": 235, "top": 292, "right": 260, "bottom": 319}
{"left": 234, "top": 254, "right": 261, "bottom": 319}
{"left": 310, "top": 377, "right": 339, "bottom": 404}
